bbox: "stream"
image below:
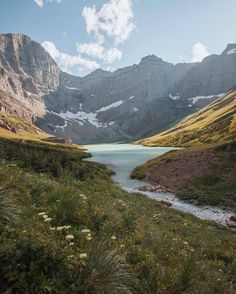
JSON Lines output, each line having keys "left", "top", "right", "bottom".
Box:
{"left": 84, "top": 144, "right": 233, "bottom": 225}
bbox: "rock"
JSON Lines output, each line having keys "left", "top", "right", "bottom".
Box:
{"left": 160, "top": 200, "right": 172, "bottom": 207}
{"left": 225, "top": 220, "right": 236, "bottom": 228}
{"left": 229, "top": 215, "right": 236, "bottom": 222}
{"left": 192, "top": 199, "right": 200, "bottom": 205}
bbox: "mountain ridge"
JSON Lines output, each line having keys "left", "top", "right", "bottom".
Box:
{"left": 1, "top": 33, "right": 236, "bottom": 143}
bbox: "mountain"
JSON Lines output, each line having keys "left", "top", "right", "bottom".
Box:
{"left": 0, "top": 33, "right": 60, "bottom": 122}
{"left": 1, "top": 33, "right": 236, "bottom": 144}
{"left": 172, "top": 43, "right": 236, "bottom": 107}
{"left": 36, "top": 55, "right": 194, "bottom": 143}
{"left": 138, "top": 89, "right": 236, "bottom": 146}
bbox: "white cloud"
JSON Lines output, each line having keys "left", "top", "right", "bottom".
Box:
{"left": 34, "top": 0, "right": 62, "bottom": 7}
{"left": 77, "top": 42, "right": 104, "bottom": 59}
{"left": 82, "top": 0, "right": 135, "bottom": 45}
{"left": 42, "top": 41, "right": 99, "bottom": 72}
{"left": 191, "top": 42, "right": 209, "bottom": 62}
{"left": 76, "top": 42, "right": 122, "bottom": 63}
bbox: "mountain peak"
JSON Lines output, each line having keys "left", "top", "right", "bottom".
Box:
{"left": 139, "top": 55, "right": 163, "bottom": 64}
{"left": 221, "top": 43, "right": 236, "bottom": 55}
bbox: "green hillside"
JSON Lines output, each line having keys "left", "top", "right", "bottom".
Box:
{"left": 138, "top": 90, "right": 236, "bottom": 147}
{"left": 0, "top": 137, "right": 235, "bottom": 293}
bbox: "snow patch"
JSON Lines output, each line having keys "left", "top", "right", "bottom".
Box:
{"left": 96, "top": 100, "right": 124, "bottom": 112}
{"left": 227, "top": 48, "right": 236, "bottom": 55}
{"left": 169, "top": 93, "right": 180, "bottom": 100}
{"left": 190, "top": 93, "right": 225, "bottom": 104}
{"left": 65, "top": 86, "right": 80, "bottom": 90}
{"left": 128, "top": 96, "right": 135, "bottom": 100}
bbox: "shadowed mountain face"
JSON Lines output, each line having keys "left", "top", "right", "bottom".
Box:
{"left": 0, "top": 33, "right": 236, "bottom": 143}
{"left": 138, "top": 89, "right": 236, "bottom": 147}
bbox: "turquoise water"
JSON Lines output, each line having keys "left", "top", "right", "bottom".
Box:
{"left": 85, "top": 144, "right": 232, "bottom": 224}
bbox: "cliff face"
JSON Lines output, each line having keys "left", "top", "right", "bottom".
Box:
{"left": 0, "top": 33, "right": 236, "bottom": 144}
{"left": 0, "top": 34, "right": 61, "bottom": 121}
{"left": 174, "top": 44, "right": 236, "bottom": 100}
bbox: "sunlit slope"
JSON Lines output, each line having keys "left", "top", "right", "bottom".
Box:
{"left": 0, "top": 112, "right": 49, "bottom": 141}
{"left": 138, "top": 90, "right": 236, "bottom": 146}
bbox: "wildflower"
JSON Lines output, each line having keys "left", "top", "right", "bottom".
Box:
{"left": 81, "top": 229, "right": 90, "bottom": 235}
{"left": 38, "top": 212, "right": 46, "bottom": 216}
{"left": 44, "top": 218, "right": 52, "bottom": 222}
{"left": 120, "top": 244, "right": 125, "bottom": 248}
{"left": 79, "top": 194, "right": 87, "bottom": 200}
{"left": 56, "top": 226, "right": 65, "bottom": 231}
{"left": 66, "top": 234, "right": 74, "bottom": 241}
{"left": 86, "top": 235, "right": 92, "bottom": 241}
{"left": 50, "top": 227, "right": 56, "bottom": 231}
{"left": 183, "top": 241, "right": 188, "bottom": 245}
{"left": 79, "top": 253, "right": 88, "bottom": 259}
{"left": 69, "top": 242, "right": 74, "bottom": 246}
{"left": 22, "top": 230, "right": 27, "bottom": 234}
{"left": 65, "top": 225, "right": 72, "bottom": 229}
{"left": 43, "top": 215, "right": 49, "bottom": 219}
{"left": 111, "top": 235, "right": 117, "bottom": 240}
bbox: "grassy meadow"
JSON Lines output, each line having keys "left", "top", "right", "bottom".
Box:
{"left": 0, "top": 138, "right": 235, "bottom": 293}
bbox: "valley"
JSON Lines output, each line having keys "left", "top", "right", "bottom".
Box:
{"left": 0, "top": 24, "right": 236, "bottom": 294}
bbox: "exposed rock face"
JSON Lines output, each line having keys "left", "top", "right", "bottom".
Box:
{"left": 174, "top": 43, "right": 236, "bottom": 101}
{"left": 37, "top": 56, "right": 194, "bottom": 143}
{"left": 0, "top": 33, "right": 60, "bottom": 122}
{"left": 0, "top": 33, "right": 236, "bottom": 144}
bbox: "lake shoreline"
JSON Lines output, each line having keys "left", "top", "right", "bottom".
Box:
{"left": 85, "top": 143, "right": 235, "bottom": 226}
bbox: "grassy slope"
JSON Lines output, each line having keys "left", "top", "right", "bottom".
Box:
{"left": 0, "top": 137, "right": 235, "bottom": 293}
{"left": 131, "top": 142, "right": 236, "bottom": 208}
{"left": 138, "top": 90, "right": 236, "bottom": 147}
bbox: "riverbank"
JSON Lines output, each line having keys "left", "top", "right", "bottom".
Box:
{"left": 1, "top": 138, "right": 236, "bottom": 292}
{"left": 131, "top": 142, "right": 236, "bottom": 210}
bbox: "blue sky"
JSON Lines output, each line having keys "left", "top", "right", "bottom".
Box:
{"left": 0, "top": 0, "right": 236, "bottom": 76}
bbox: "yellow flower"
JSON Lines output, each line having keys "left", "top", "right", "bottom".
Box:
{"left": 111, "top": 235, "right": 117, "bottom": 240}
{"left": 66, "top": 234, "right": 74, "bottom": 241}
{"left": 79, "top": 253, "right": 88, "bottom": 259}
{"left": 120, "top": 244, "right": 125, "bottom": 248}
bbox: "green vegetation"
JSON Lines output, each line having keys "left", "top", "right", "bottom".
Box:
{"left": 137, "top": 90, "right": 236, "bottom": 147}
{"left": 0, "top": 138, "right": 236, "bottom": 293}
{"left": 131, "top": 142, "right": 236, "bottom": 208}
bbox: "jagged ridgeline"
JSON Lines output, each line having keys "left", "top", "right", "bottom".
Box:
{"left": 1, "top": 33, "right": 236, "bottom": 143}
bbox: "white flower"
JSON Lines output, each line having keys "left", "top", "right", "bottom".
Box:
{"left": 66, "top": 234, "right": 74, "bottom": 241}
{"left": 38, "top": 212, "right": 46, "bottom": 216}
{"left": 22, "top": 230, "right": 27, "bottom": 234}
{"left": 81, "top": 229, "right": 90, "bottom": 235}
{"left": 43, "top": 215, "right": 49, "bottom": 219}
{"left": 56, "top": 226, "right": 65, "bottom": 231}
{"left": 111, "top": 235, "right": 117, "bottom": 240}
{"left": 50, "top": 227, "right": 56, "bottom": 231}
{"left": 86, "top": 235, "right": 92, "bottom": 241}
{"left": 44, "top": 218, "right": 52, "bottom": 222}
{"left": 69, "top": 242, "right": 74, "bottom": 246}
{"left": 79, "top": 253, "right": 88, "bottom": 259}
{"left": 64, "top": 225, "right": 72, "bottom": 229}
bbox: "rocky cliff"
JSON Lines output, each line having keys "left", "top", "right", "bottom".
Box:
{"left": 0, "top": 33, "right": 236, "bottom": 143}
